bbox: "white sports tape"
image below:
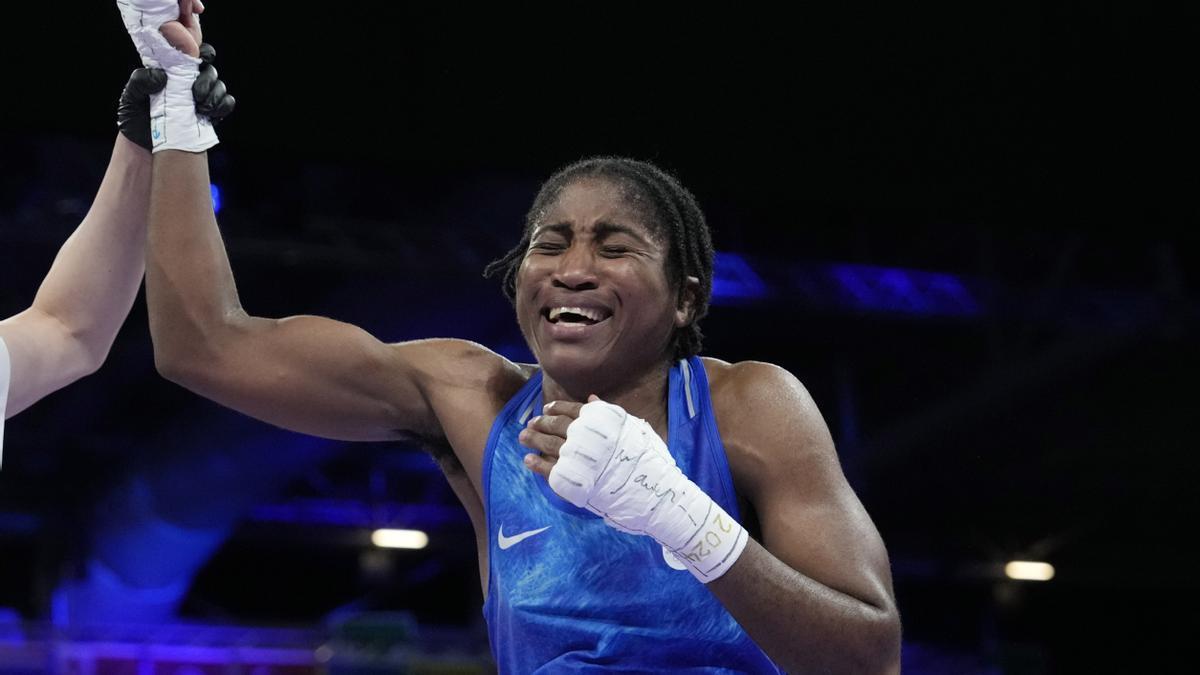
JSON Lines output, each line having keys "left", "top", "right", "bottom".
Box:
{"left": 549, "top": 400, "right": 748, "bottom": 582}
{"left": 116, "top": 1, "right": 218, "bottom": 153}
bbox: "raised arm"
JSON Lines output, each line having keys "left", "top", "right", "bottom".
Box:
{"left": 151, "top": 147, "right": 455, "bottom": 442}
{"left": 0, "top": 133, "right": 151, "bottom": 417}
{"left": 141, "top": 25, "right": 512, "bottom": 445}
{"left": 0, "top": 17, "right": 238, "bottom": 421}
{"left": 1, "top": 56, "right": 176, "bottom": 418}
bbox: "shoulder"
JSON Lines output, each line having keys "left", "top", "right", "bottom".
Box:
{"left": 699, "top": 357, "right": 838, "bottom": 497}
{"left": 700, "top": 357, "right": 823, "bottom": 424}
{"left": 387, "top": 338, "right": 534, "bottom": 482}
{"left": 389, "top": 337, "right": 533, "bottom": 436}
{"left": 391, "top": 338, "right": 532, "bottom": 396}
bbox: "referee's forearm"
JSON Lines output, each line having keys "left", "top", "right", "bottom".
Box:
{"left": 31, "top": 134, "right": 151, "bottom": 370}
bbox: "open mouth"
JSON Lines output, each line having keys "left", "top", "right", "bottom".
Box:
{"left": 542, "top": 306, "right": 612, "bottom": 326}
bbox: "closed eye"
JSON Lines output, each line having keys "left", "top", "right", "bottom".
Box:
{"left": 600, "top": 246, "right": 633, "bottom": 257}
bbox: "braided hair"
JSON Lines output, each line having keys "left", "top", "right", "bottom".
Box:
{"left": 484, "top": 157, "right": 714, "bottom": 360}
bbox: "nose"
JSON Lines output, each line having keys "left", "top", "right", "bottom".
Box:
{"left": 551, "top": 243, "right": 599, "bottom": 291}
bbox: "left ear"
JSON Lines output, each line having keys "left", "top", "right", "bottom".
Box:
{"left": 674, "top": 276, "right": 701, "bottom": 328}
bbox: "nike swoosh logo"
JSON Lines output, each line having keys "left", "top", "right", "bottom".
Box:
{"left": 498, "top": 525, "right": 551, "bottom": 550}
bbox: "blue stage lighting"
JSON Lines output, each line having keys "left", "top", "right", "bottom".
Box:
{"left": 712, "top": 251, "right": 769, "bottom": 304}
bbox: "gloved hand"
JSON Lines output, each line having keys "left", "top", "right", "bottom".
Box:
{"left": 192, "top": 44, "right": 236, "bottom": 122}
{"left": 116, "top": 0, "right": 218, "bottom": 152}
{"left": 117, "top": 45, "right": 235, "bottom": 151}
{"left": 116, "top": 67, "right": 167, "bottom": 151}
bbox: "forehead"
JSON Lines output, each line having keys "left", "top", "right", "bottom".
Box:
{"left": 533, "top": 178, "right": 658, "bottom": 238}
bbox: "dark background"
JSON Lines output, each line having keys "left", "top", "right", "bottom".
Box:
{"left": 1, "top": 3, "right": 1196, "bottom": 673}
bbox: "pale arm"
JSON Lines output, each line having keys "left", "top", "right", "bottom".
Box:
{"left": 0, "top": 134, "right": 151, "bottom": 417}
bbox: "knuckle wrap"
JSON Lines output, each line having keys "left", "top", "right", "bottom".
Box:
{"left": 546, "top": 401, "right": 747, "bottom": 583}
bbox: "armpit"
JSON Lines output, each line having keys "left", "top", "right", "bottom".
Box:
{"left": 396, "top": 428, "right": 464, "bottom": 475}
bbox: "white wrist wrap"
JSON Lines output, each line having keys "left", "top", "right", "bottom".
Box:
{"left": 117, "top": 1, "right": 218, "bottom": 153}
{"left": 549, "top": 400, "right": 749, "bottom": 582}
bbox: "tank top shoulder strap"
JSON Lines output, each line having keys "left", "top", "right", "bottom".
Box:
{"left": 668, "top": 356, "right": 741, "bottom": 518}
{"left": 481, "top": 368, "right": 543, "bottom": 506}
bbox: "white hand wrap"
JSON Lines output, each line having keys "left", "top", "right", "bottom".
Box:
{"left": 548, "top": 400, "right": 749, "bottom": 582}
{"left": 116, "top": 1, "right": 217, "bottom": 153}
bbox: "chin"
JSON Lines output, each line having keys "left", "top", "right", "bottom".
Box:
{"left": 536, "top": 346, "right": 612, "bottom": 387}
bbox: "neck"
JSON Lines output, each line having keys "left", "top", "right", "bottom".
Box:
{"left": 540, "top": 359, "right": 676, "bottom": 438}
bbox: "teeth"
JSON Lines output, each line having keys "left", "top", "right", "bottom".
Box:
{"left": 549, "top": 307, "right": 605, "bottom": 322}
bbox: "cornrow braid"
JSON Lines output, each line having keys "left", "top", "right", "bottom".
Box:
{"left": 483, "top": 157, "right": 714, "bottom": 360}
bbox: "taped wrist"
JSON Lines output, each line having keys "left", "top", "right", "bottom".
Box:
{"left": 117, "top": 1, "right": 217, "bottom": 152}
{"left": 149, "top": 56, "right": 217, "bottom": 153}
{"left": 550, "top": 401, "right": 749, "bottom": 582}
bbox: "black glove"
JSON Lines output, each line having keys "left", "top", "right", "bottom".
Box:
{"left": 117, "top": 67, "right": 167, "bottom": 151}
{"left": 193, "top": 43, "right": 236, "bottom": 122}
{"left": 116, "top": 43, "right": 236, "bottom": 152}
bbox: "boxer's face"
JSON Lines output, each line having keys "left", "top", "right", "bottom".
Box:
{"left": 515, "top": 178, "right": 687, "bottom": 384}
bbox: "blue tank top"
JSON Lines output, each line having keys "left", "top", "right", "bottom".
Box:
{"left": 482, "top": 356, "right": 784, "bottom": 673}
